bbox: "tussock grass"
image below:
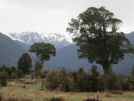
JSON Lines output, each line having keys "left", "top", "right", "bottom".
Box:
{"left": 0, "top": 82, "right": 134, "bottom": 101}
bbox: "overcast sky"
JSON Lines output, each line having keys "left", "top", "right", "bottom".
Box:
{"left": 0, "top": 0, "right": 133, "bottom": 33}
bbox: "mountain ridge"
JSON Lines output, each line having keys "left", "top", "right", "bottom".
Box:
{"left": 0, "top": 33, "right": 28, "bottom": 66}
{"left": 1, "top": 31, "right": 134, "bottom": 75}
{"left": 7, "top": 32, "right": 73, "bottom": 49}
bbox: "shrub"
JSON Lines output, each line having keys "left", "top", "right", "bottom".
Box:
{"left": 50, "top": 97, "right": 65, "bottom": 101}
{"left": 0, "top": 69, "right": 8, "bottom": 87}
{"left": 0, "top": 79, "right": 7, "bottom": 87}
{"left": 46, "top": 70, "right": 67, "bottom": 91}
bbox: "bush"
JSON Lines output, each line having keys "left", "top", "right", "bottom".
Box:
{"left": 46, "top": 70, "right": 68, "bottom": 91}
{"left": 0, "top": 70, "right": 8, "bottom": 87}
{"left": 45, "top": 68, "right": 134, "bottom": 92}
{"left": 0, "top": 79, "right": 7, "bottom": 87}
{"left": 50, "top": 97, "right": 65, "bottom": 101}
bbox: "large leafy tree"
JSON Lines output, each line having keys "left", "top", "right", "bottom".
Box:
{"left": 30, "top": 42, "right": 56, "bottom": 90}
{"left": 67, "top": 7, "right": 130, "bottom": 74}
{"left": 17, "top": 53, "right": 32, "bottom": 74}
{"left": 30, "top": 42, "right": 56, "bottom": 64}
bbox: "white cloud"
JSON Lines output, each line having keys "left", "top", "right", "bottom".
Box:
{"left": 0, "top": 0, "right": 133, "bottom": 33}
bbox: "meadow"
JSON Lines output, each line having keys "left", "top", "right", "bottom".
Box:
{"left": 0, "top": 80, "right": 134, "bottom": 101}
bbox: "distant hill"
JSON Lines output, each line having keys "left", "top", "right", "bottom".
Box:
{"left": 0, "top": 33, "right": 28, "bottom": 66}
{"left": 1, "top": 32, "right": 134, "bottom": 75}
{"left": 47, "top": 44, "right": 92, "bottom": 70}
{"left": 126, "top": 31, "right": 134, "bottom": 44}
{"left": 112, "top": 32, "right": 134, "bottom": 75}
{"left": 47, "top": 32, "right": 134, "bottom": 75}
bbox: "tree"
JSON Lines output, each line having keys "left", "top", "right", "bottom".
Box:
{"left": 30, "top": 42, "right": 56, "bottom": 77}
{"left": 34, "top": 61, "right": 44, "bottom": 78}
{"left": 17, "top": 53, "right": 32, "bottom": 75}
{"left": 30, "top": 42, "right": 56, "bottom": 90}
{"left": 89, "top": 65, "right": 101, "bottom": 91}
{"left": 67, "top": 7, "right": 130, "bottom": 74}
{"left": 0, "top": 65, "right": 8, "bottom": 87}
{"left": 30, "top": 42, "right": 56, "bottom": 64}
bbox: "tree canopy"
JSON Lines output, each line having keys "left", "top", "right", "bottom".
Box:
{"left": 67, "top": 7, "right": 131, "bottom": 74}
{"left": 30, "top": 42, "right": 56, "bottom": 64}
{"left": 17, "top": 53, "right": 32, "bottom": 74}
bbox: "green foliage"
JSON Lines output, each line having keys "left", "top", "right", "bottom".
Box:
{"left": 0, "top": 65, "right": 8, "bottom": 86}
{"left": 45, "top": 67, "right": 134, "bottom": 92}
{"left": 67, "top": 6, "right": 130, "bottom": 74}
{"left": 30, "top": 42, "right": 56, "bottom": 63}
{"left": 46, "top": 70, "right": 67, "bottom": 91}
{"left": 123, "top": 77, "right": 134, "bottom": 90}
{"left": 0, "top": 65, "right": 19, "bottom": 86}
{"left": 0, "top": 72, "right": 7, "bottom": 87}
{"left": 1, "top": 65, "right": 134, "bottom": 91}
{"left": 0, "top": 79, "right": 7, "bottom": 87}
{"left": 9, "top": 66, "right": 18, "bottom": 79}
{"left": 46, "top": 68, "right": 101, "bottom": 92}
{"left": 17, "top": 53, "right": 32, "bottom": 75}
{"left": 105, "top": 73, "right": 122, "bottom": 90}
{"left": 89, "top": 66, "right": 101, "bottom": 91}
{"left": 0, "top": 66, "right": 18, "bottom": 79}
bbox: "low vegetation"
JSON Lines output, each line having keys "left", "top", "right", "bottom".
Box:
{"left": 0, "top": 85, "right": 134, "bottom": 101}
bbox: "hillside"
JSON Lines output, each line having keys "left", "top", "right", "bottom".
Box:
{"left": 0, "top": 33, "right": 28, "bottom": 66}
{"left": 0, "top": 32, "right": 134, "bottom": 75}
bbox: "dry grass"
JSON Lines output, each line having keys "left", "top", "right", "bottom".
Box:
{"left": 0, "top": 81, "right": 134, "bottom": 101}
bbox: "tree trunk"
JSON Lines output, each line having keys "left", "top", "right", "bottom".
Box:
{"left": 102, "top": 63, "right": 112, "bottom": 91}
{"left": 102, "top": 63, "right": 112, "bottom": 75}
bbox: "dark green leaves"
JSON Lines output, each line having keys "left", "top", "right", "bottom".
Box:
{"left": 67, "top": 6, "right": 131, "bottom": 74}
{"left": 30, "top": 42, "right": 56, "bottom": 63}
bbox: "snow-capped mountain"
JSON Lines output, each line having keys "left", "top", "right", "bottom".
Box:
{"left": 1, "top": 31, "right": 134, "bottom": 75}
{"left": 7, "top": 32, "right": 74, "bottom": 48}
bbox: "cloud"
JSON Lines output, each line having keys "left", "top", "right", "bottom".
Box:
{"left": 0, "top": 0, "right": 133, "bottom": 33}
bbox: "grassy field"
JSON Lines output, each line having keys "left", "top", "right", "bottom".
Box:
{"left": 0, "top": 85, "right": 134, "bottom": 101}
{"left": 0, "top": 80, "right": 133, "bottom": 101}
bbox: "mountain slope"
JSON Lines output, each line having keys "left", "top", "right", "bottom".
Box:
{"left": 0, "top": 33, "right": 28, "bottom": 66}
{"left": 47, "top": 44, "right": 91, "bottom": 70}
{"left": 47, "top": 32, "right": 134, "bottom": 74}
{"left": 1, "top": 31, "right": 134, "bottom": 75}
{"left": 111, "top": 32, "right": 134, "bottom": 74}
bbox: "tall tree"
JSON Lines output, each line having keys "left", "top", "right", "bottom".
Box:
{"left": 17, "top": 53, "right": 32, "bottom": 74}
{"left": 30, "top": 42, "right": 56, "bottom": 90}
{"left": 29, "top": 43, "right": 55, "bottom": 76}
{"left": 67, "top": 7, "right": 130, "bottom": 74}
{"left": 30, "top": 42, "right": 56, "bottom": 64}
